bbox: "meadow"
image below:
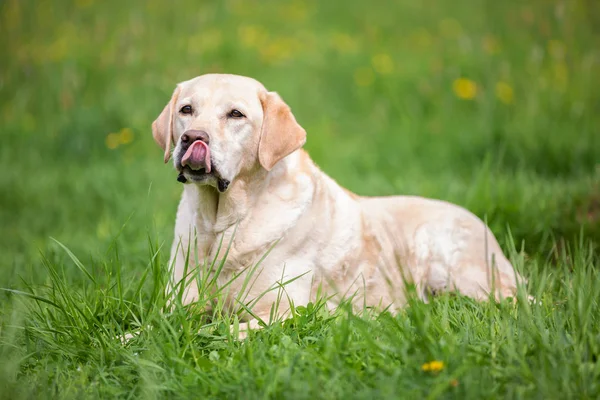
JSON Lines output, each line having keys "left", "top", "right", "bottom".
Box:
{"left": 0, "top": 0, "right": 599, "bottom": 398}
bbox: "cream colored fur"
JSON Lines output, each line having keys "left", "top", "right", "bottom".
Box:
{"left": 152, "top": 74, "right": 525, "bottom": 337}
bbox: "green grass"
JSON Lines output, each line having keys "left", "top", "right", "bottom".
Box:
{"left": 1, "top": 0, "right": 599, "bottom": 398}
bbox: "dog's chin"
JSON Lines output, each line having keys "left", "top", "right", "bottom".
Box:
{"left": 177, "top": 165, "right": 231, "bottom": 193}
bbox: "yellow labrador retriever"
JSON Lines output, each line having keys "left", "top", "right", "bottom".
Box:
{"left": 152, "top": 74, "right": 524, "bottom": 334}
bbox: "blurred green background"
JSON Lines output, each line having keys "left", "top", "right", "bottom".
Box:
{"left": 0, "top": 0, "right": 598, "bottom": 289}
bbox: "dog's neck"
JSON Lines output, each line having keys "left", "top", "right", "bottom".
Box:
{"left": 182, "top": 166, "right": 270, "bottom": 234}
{"left": 182, "top": 150, "right": 315, "bottom": 236}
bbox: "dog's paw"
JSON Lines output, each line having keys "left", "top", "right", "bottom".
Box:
{"left": 117, "top": 329, "right": 142, "bottom": 344}
{"left": 229, "top": 319, "right": 264, "bottom": 340}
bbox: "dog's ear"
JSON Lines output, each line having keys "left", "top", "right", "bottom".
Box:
{"left": 258, "top": 91, "right": 307, "bottom": 171}
{"left": 152, "top": 86, "right": 181, "bottom": 163}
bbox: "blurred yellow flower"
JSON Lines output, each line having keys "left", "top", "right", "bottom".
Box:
{"left": 452, "top": 78, "right": 477, "bottom": 100}
{"left": 482, "top": 35, "right": 501, "bottom": 55}
{"left": 106, "top": 133, "right": 120, "bottom": 150}
{"left": 422, "top": 360, "right": 445, "bottom": 372}
{"left": 495, "top": 81, "right": 514, "bottom": 104}
{"left": 259, "top": 37, "right": 298, "bottom": 64}
{"left": 238, "top": 25, "right": 268, "bottom": 49}
{"left": 119, "top": 128, "right": 134, "bottom": 144}
{"left": 371, "top": 53, "right": 394, "bottom": 75}
{"left": 354, "top": 68, "right": 374, "bottom": 87}
{"left": 106, "top": 128, "right": 134, "bottom": 149}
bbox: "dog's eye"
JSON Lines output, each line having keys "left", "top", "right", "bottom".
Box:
{"left": 228, "top": 109, "right": 245, "bottom": 118}
{"left": 180, "top": 105, "right": 193, "bottom": 114}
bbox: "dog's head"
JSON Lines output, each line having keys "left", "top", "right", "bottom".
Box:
{"left": 152, "top": 74, "right": 306, "bottom": 192}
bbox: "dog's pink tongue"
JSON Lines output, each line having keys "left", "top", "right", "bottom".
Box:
{"left": 181, "top": 141, "right": 211, "bottom": 173}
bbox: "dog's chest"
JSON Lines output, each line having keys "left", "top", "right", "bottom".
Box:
{"left": 190, "top": 218, "right": 275, "bottom": 274}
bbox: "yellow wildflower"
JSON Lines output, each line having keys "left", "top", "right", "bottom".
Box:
{"left": 106, "top": 133, "right": 120, "bottom": 150}
{"left": 354, "top": 68, "right": 374, "bottom": 87}
{"left": 371, "top": 53, "right": 394, "bottom": 75}
{"left": 259, "top": 37, "right": 298, "bottom": 64}
{"left": 422, "top": 360, "right": 445, "bottom": 372}
{"left": 495, "top": 81, "right": 514, "bottom": 104}
{"left": 119, "top": 128, "right": 134, "bottom": 144}
{"left": 238, "top": 25, "right": 268, "bottom": 49}
{"left": 452, "top": 78, "right": 477, "bottom": 100}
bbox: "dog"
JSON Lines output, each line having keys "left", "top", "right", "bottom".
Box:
{"left": 152, "top": 74, "right": 525, "bottom": 336}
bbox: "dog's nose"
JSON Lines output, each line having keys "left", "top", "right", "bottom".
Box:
{"left": 181, "top": 130, "right": 210, "bottom": 145}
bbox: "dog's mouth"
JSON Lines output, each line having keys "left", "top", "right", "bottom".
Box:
{"left": 174, "top": 140, "right": 230, "bottom": 192}
{"left": 177, "top": 165, "right": 208, "bottom": 181}
{"left": 176, "top": 166, "right": 230, "bottom": 193}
